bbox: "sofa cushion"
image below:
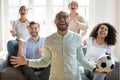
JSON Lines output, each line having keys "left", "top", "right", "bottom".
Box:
{"left": 0, "top": 67, "right": 27, "bottom": 80}
{"left": 0, "top": 52, "right": 8, "bottom": 71}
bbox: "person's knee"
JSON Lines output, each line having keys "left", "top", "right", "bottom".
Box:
{"left": 7, "top": 40, "right": 14, "bottom": 48}
{"left": 7, "top": 40, "right": 18, "bottom": 54}
{"left": 7, "top": 40, "right": 18, "bottom": 49}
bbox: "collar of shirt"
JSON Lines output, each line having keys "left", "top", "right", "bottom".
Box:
{"left": 55, "top": 31, "right": 71, "bottom": 39}
{"left": 30, "top": 36, "right": 41, "bottom": 42}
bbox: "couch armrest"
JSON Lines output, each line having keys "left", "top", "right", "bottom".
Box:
{"left": 0, "top": 67, "right": 27, "bottom": 80}
{"left": 0, "top": 52, "right": 8, "bottom": 71}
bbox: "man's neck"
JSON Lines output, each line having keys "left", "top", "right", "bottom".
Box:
{"left": 32, "top": 36, "right": 39, "bottom": 42}
{"left": 57, "top": 30, "right": 68, "bottom": 36}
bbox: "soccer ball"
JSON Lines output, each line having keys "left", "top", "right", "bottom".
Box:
{"left": 96, "top": 55, "right": 115, "bottom": 73}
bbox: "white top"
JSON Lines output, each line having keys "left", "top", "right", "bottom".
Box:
{"left": 85, "top": 37, "right": 113, "bottom": 62}
{"left": 28, "top": 31, "right": 95, "bottom": 80}
{"left": 12, "top": 19, "right": 30, "bottom": 40}
{"left": 68, "top": 15, "right": 88, "bottom": 33}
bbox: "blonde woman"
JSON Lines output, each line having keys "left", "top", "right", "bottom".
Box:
{"left": 68, "top": 1, "right": 88, "bottom": 37}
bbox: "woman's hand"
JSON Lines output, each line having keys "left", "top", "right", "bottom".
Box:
{"left": 10, "top": 29, "right": 17, "bottom": 37}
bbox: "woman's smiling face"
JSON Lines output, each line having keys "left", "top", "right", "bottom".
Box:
{"left": 97, "top": 25, "right": 108, "bottom": 38}
{"left": 68, "top": 1, "right": 78, "bottom": 11}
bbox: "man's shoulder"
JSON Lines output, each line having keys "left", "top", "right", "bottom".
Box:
{"left": 69, "top": 31, "right": 81, "bottom": 37}
{"left": 44, "top": 33, "right": 57, "bottom": 42}
{"left": 42, "top": 33, "right": 56, "bottom": 46}
{"left": 68, "top": 31, "right": 83, "bottom": 44}
{"left": 46, "top": 33, "right": 56, "bottom": 38}
{"left": 25, "top": 37, "right": 32, "bottom": 43}
{"left": 26, "top": 37, "right": 44, "bottom": 42}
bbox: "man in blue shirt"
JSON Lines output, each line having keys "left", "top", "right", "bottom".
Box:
{"left": 11, "top": 11, "right": 99, "bottom": 80}
{"left": 16, "top": 21, "right": 50, "bottom": 80}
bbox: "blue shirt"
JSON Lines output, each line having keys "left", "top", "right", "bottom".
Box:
{"left": 23, "top": 37, "right": 44, "bottom": 59}
{"left": 28, "top": 31, "right": 95, "bottom": 80}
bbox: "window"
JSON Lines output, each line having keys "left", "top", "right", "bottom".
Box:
{"left": 8, "top": 0, "right": 90, "bottom": 37}
{"left": 0, "top": 0, "right": 91, "bottom": 51}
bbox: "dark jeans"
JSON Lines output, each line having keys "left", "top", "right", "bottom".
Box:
{"left": 19, "top": 65, "right": 50, "bottom": 80}
{"left": 7, "top": 39, "right": 19, "bottom": 67}
{"left": 84, "top": 69, "right": 95, "bottom": 80}
{"left": 38, "top": 65, "right": 51, "bottom": 80}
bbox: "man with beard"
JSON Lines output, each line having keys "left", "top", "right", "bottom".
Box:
{"left": 15, "top": 21, "right": 50, "bottom": 80}
{"left": 10, "top": 11, "right": 99, "bottom": 80}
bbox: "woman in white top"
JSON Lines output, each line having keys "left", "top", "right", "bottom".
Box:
{"left": 7, "top": 6, "right": 30, "bottom": 67}
{"left": 68, "top": 1, "right": 88, "bottom": 37}
{"left": 84, "top": 23, "right": 117, "bottom": 80}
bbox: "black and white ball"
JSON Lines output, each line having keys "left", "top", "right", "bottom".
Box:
{"left": 96, "top": 55, "right": 115, "bottom": 73}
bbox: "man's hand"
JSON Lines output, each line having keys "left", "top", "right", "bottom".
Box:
{"left": 94, "top": 68, "right": 108, "bottom": 75}
{"left": 81, "top": 30, "right": 87, "bottom": 37}
{"left": 10, "top": 54, "right": 28, "bottom": 68}
{"left": 37, "top": 48, "right": 43, "bottom": 56}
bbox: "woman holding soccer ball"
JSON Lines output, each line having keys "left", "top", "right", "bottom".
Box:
{"left": 83, "top": 23, "right": 117, "bottom": 80}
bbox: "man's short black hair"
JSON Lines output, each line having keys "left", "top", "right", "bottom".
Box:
{"left": 29, "top": 21, "right": 40, "bottom": 28}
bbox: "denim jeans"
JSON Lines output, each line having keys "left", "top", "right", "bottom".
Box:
{"left": 16, "top": 64, "right": 50, "bottom": 80}
{"left": 7, "top": 39, "right": 19, "bottom": 66}
{"left": 84, "top": 69, "right": 94, "bottom": 80}
{"left": 93, "top": 73, "right": 105, "bottom": 80}
{"left": 84, "top": 69, "right": 105, "bottom": 80}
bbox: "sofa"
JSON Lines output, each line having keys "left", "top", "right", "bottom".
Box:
{"left": 0, "top": 52, "right": 119, "bottom": 80}
{"left": 0, "top": 52, "right": 50, "bottom": 80}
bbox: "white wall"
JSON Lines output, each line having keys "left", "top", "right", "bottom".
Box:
{"left": 0, "top": 0, "right": 4, "bottom": 51}
{"left": 0, "top": 0, "right": 9, "bottom": 51}
{"left": 95, "top": 0, "right": 119, "bottom": 25}
{"left": 3, "top": 0, "right": 9, "bottom": 51}
{"left": 94, "top": 0, "right": 120, "bottom": 61}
